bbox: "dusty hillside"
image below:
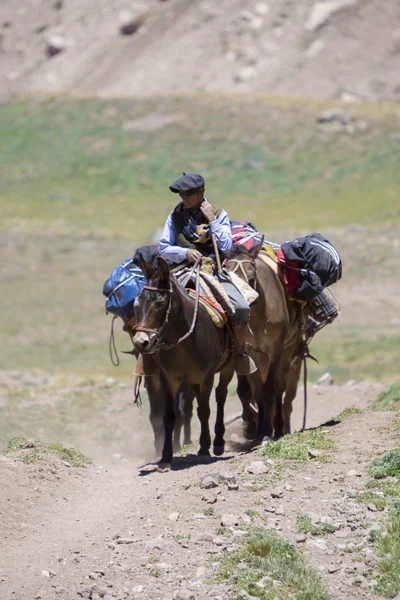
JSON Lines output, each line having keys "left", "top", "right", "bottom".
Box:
{"left": 1, "top": 0, "right": 400, "bottom": 101}
{"left": 0, "top": 384, "right": 399, "bottom": 600}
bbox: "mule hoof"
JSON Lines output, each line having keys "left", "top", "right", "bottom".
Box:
{"left": 213, "top": 445, "right": 225, "bottom": 457}
{"left": 243, "top": 429, "right": 257, "bottom": 441}
{"left": 157, "top": 462, "right": 171, "bottom": 473}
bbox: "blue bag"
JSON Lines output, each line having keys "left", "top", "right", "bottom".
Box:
{"left": 103, "top": 258, "right": 146, "bottom": 321}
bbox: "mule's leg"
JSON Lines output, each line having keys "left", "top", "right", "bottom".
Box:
{"left": 259, "top": 356, "right": 281, "bottom": 445}
{"left": 158, "top": 373, "right": 178, "bottom": 471}
{"left": 193, "top": 376, "right": 214, "bottom": 458}
{"left": 274, "top": 391, "right": 285, "bottom": 440}
{"left": 183, "top": 383, "right": 194, "bottom": 446}
{"left": 146, "top": 376, "right": 164, "bottom": 459}
{"left": 283, "top": 354, "right": 302, "bottom": 435}
{"left": 214, "top": 365, "right": 234, "bottom": 456}
{"left": 237, "top": 374, "right": 257, "bottom": 440}
{"left": 173, "top": 389, "right": 184, "bottom": 454}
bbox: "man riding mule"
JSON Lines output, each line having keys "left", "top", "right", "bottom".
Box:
{"left": 158, "top": 172, "right": 256, "bottom": 376}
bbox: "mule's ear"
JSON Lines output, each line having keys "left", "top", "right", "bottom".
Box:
{"left": 157, "top": 256, "right": 170, "bottom": 283}
{"left": 249, "top": 236, "right": 264, "bottom": 259}
{"left": 137, "top": 252, "right": 153, "bottom": 280}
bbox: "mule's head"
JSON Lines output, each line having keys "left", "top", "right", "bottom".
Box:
{"left": 133, "top": 255, "right": 171, "bottom": 354}
{"left": 224, "top": 240, "right": 263, "bottom": 288}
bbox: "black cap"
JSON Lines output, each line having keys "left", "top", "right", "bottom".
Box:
{"left": 169, "top": 173, "right": 205, "bottom": 193}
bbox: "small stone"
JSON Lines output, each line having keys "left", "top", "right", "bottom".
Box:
{"left": 202, "top": 492, "right": 218, "bottom": 504}
{"left": 364, "top": 549, "right": 377, "bottom": 564}
{"left": 131, "top": 585, "right": 144, "bottom": 593}
{"left": 168, "top": 512, "right": 180, "bottom": 522}
{"left": 218, "top": 472, "right": 237, "bottom": 484}
{"left": 78, "top": 591, "right": 92, "bottom": 599}
{"left": 296, "top": 534, "right": 306, "bottom": 543}
{"left": 221, "top": 514, "right": 239, "bottom": 527}
{"left": 328, "top": 564, "right": 342, "bottom": 573}
{"left": 228, "top": 482, "right": 239, "bottom": 491}
{"left": 41, "top": 571, "right": 50, "bottom": 578}
{"left": 200, "top": 476, "right": 219, "bottom": 489}
{"left": 271, "top": 488, "right": 284, "bottom": 499}
{"left": 246, "top": 461, "right": 268, "bottom": 475}
{"left": 117, "top": 538, "right": 135, "bottom": 544}
{"left": 44, "top": 33, "right": 66, "bottom": 57}
{"left": 118, "top": 10, "right": 146, "bottom": 35}
{"left": 347, "top": 470, "right": 357, "bottom": 477}
{"left": 195, "top": 533, "right": 214, "bottom": 544}
{"left": 256, "top": 575, "right": 272, "bottom": 588}
{"left": 316, "top": 372, "right": 334, "bottom": 385}
{"left": 92, "top": 585, "right": 107, "bottom": 596}
{"left": 367, "top": 504, "right": 378, "bottom": 512}
{"left": 172, "top": 590, "right": 195, "bottom": 600}
{"left": 192, "top": 513, "right": 206, "bottom": 520}
{"left": 284, "top": 484, "right": 294, "bottom": 491}
{"left": 275, "top": 506, "right": 285, "bottom": 516}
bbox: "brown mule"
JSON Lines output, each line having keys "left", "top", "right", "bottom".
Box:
{"left": 133, "top": 256, "right": 235, "bottom": 470}
{"left": 225, "top": 242, "right": 304, "bottom": 443}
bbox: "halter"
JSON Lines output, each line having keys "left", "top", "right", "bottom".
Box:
{"left": 224, "top": 258, "right": 257, "bottom": 289}
{"left": 135, "top": 262, "right": 201, "bottom": 351}
{"left": 135, "top": 285, "right": 173, "bottom": 335}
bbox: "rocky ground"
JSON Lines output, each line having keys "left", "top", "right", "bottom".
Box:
{"left": 0, "top": 376, "right": 398, "bottom": 600}
{"left": 1, "top": 0, "right": 400, "bottom": 101}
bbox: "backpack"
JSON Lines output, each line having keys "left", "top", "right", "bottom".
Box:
{"left": 278, "top": 233, "right": 342, "bottom": 302}
{"left": 102, "top": 258, "right": 146, "bottom": 321}
{"left": 230, "top": 220, "right": 264, "bottom": 250}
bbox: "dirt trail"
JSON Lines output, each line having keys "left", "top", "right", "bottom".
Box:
{"left": 1, "top": 381, "right": 395, "bottom": 600}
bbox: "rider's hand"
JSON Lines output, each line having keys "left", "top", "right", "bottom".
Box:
{"left": 199, "top": 199, "right": 215, "bottom": 222}
{"left": 187, "top": 249, "right": 202, "bottom": 263}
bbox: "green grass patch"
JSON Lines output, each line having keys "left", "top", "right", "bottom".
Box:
{"left": 203, "top": 507, "right": 216, "bottom": 517}
{"left": 1, "top": 96, "right": 400, "bottom": 238}
{"left": 261, "top": 428, "right": 336, "bottom": 462}
{"left": 297, "top": 514, "right": 338, "bottom": 535}
{"left": 357, "top": 491, "right": 387, "bottom": 511}
{"left": 6, "top": 436, "right": 91, "bottom": 466}
{"left": 307, "top": 336, "right": 400, "bottom": 384}
{"left": 368, "top": 451, "right": 400, "bottom": 479}
{"left": 214, "top": 527, "right": 330, "bottom": 599}
{"left": 373, "top": 384, "right": 400, "bottom": 411}
{"left": 374, "top": 503, "right": 400, "bottom": 598}
{"left": 336, "top": 407, "right": 363, "bottom": 420}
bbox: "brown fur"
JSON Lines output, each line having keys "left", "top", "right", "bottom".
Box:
{"left": 225, "top": 243, "right": 304, "bottom": 441}
{"left": 133, "top": 256, "right": 234, "bottom": 468}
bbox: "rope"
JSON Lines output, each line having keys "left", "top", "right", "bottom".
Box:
{"left": 302, "top": 352, "right": 307, "bottom": 432}
{"left": 109, "top": 316, "right": 120, "bottom": 366}
{"left": 133, "top": 375, "right": 143, "bottom": 407}
{"left": 162, "top": 262, "right": 201, "bottom": 350}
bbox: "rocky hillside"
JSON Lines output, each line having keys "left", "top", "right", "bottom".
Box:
{"left": 1, "top": 0, "right": 400, "bottom": 101}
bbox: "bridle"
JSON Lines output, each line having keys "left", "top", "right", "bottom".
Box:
{"left": 134, "top": 285, "right": 173, "bottom": 336}
{"left": 135, "top": 263, "right": 201, "bottom": 351}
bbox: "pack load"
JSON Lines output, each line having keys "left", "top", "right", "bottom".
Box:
{"left": 277, "top": 233, "right": 342, "bottom": 302}
{"left": 102, "top": 258, "right": 146, "bottom": 321}
{"left": 230, "top": 220, "right": 280, "bottom": 253}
